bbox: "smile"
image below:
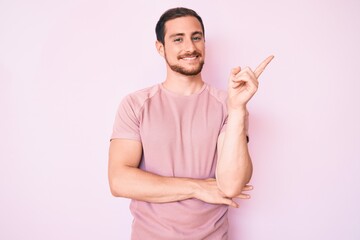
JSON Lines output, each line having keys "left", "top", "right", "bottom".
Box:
{"left": 178, "top": 52, "right": 201, "bottom": 61}
{"left": 182, "top": 56, "right": 197, "bottom": 60}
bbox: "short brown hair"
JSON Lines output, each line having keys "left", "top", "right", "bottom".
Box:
{"left": 155, "top": 7, "right": 205, "bottom": 45}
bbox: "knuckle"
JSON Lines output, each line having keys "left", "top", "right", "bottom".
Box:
{"left": 244, "top": 66, "right": 252, "bottom": 72}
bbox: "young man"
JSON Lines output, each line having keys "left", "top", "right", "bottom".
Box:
{"left": 108, "top": 7, "right": 273, "bottom": 240}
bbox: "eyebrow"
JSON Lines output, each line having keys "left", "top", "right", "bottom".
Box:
{"left": 168, "top": 31, "right": 203, "bottom": 38}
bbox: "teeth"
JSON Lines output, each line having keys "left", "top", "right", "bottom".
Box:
{"left": 183, "top": 56, "right": 197, "bottom": 60}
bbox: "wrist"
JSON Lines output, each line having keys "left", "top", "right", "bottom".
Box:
{"left": 227, "top": 98, "right": 247, "bottom": 111}
{"left": 226, "top": 108, "right": 248, "bottom": 137}
{"left": 227, "top": 104, "right": 247, "bottom": 115}
{"left": 185, "top": 178, "right": 201, "bottom": 199}
{"left": 227, "top": 109, "right": 248, "bottom": 126}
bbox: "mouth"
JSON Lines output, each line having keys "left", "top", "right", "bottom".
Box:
{"left": 178, "top": 52, "right": 201, "bottom": 61}
{"left": 182, "top": 56, "right": 197, "bottom": 61}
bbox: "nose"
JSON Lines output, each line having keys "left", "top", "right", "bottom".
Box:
{"left": 184, "top": 38, "right": 196, "bottom": 52}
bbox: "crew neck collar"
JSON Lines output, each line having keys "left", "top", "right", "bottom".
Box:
{"left": 160, "top": 82, "right": 207, "bottom": 98}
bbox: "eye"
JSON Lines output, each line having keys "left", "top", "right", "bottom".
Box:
{"left": 174, "top": 38, "right": 183, "bottom": 43}
{"left": 192, "top": 36, "right": 202, "bottom": 41}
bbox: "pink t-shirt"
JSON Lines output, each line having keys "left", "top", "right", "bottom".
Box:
{"left": 111, "top": 83, "right": 229, "bottom": 239}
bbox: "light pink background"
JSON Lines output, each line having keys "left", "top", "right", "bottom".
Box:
{"left": 1, "top": 0, "right": 360, "bottom": 239}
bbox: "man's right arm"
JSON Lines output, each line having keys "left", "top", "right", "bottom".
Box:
{"left": 108, "top": 139, "right": 248, "bottom": 207}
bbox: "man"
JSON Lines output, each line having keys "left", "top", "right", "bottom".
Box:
{"left": 108, "top": 7, "right": 273, "bottom": 240}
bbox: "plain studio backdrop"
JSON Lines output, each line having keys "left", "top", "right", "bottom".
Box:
{"left": 1, "top": 0, "right": 359, "bottom": 239}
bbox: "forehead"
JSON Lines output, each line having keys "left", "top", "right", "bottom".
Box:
{"left": 164, "top": 16, "right": 203, "bottom": 38}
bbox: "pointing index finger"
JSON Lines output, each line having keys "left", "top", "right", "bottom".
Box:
{"left": 254, "top": 55, "right": 274, "bottom": 78}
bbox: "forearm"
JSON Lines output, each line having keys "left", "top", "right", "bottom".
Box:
{"left": 109, "top": 166, "right": 199, "bottom": 203}
{"left": 216, "top": 109, "right": 253, "bottom": 197}
{"left": 109, "top": 139, "right": 249, "bottom": 207}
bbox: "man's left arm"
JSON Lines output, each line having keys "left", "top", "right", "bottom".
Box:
{"left": 216, "top": 55, "right": 274, "bottom": 198}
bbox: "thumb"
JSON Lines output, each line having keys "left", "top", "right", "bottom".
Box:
{"left": 230, "top": 66, "right": 241, "bottom": 76}
{"left": 228, "top": 199, "right": 239, "bottom": 208}
{"left": 221, "top": 197, "right": 239, "bottom": 208}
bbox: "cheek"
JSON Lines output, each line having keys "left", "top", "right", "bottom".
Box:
{"left": 165, "top": 47, "right": 179, "bottom": 58}
{"left": 195, "top": 43, "right": 205, "bottom": 53}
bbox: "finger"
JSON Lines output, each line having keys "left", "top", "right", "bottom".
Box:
{"left": 219, "top": 195, "right": 239, "bottom": 208}
{"left": 229, "top": 67, "right": 242, "bottom": 88}
{"left": 231, "top": 66, "right": 241, "bottom": 76}
{"left": 233, "top": 67, "right": 255, "bottom": 81}
{"left": 232, "top": 80, "right": 245, "bottom": 89}
{"left": 235, "top": 193, "right": 251, "bottom": 199}
{"left": 227, "top": 199, "right": 239, "bottom": 208}
{"left": 232, "top": 77, "right": 258, "bottom": 93}
{"left": 233, "top": 68, "right": 259, "bottom": 88}
{"left": 254, "top": 55, "right": 274, "bottom": 78}
{"left": 242, "top": 185, "right": 254, "bottom": 191}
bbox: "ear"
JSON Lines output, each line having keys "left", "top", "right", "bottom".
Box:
{"left": 155, "top": 40, "right": 165, "bottom": 57}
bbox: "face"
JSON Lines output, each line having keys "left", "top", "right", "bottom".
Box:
{"left": 158, "top": 16, "right": 205, "bottom": 76}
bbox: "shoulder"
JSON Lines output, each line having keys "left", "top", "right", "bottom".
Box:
{"left": 205, "top": 84, "right": 228, "bottom": 104}
{"left": 122, "top": 84, "right": 161, "bottom": 109}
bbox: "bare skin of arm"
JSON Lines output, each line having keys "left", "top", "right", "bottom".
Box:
{"left": 216, "top": 110, "right": 253, "bottom": 198}
{"left": 216, "top": 56, "right": 274, "bottom": 198}
{"left": 108, "top": 139, "right": 252, "bottom": 208}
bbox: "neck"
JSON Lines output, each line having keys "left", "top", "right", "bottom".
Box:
{"left": 163, "top": 67, "right": 204, "bottom": 96}
{"left": 162, "top": 71, "right": 204, "bottom": 96}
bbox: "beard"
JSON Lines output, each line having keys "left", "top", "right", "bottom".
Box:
{"left": 165, "top": 51, "right": 205, "bottom": 76}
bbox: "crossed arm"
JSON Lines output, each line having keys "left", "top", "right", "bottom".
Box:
{"left": 108, "top": 138, "right": 251, "bottom": 208}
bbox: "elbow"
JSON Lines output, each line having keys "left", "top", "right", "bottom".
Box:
{"left": 223, "top": 189, "right": 240, "bottom": 199}
{"left": 216, "top": 158, "right": 253, "bottom": 198}
{"left": 108, "top": 165, "right": 137, "bottom": 198}
{"left": 109, "top": 182, "right": 120, "bottom": 197}
{"left": 217, "top": 171, "right": 252, "bottom": 198}
{"left": 109, "top": 187, "right": 121, "bottom": 198}
{"left": 109, "top": 177, "right": 126, "bottom": 198}
{"left": 218, "top": 181, "right": 248, "bottom": 198}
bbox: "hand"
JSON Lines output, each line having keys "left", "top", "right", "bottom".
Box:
{"left": 227, "top": 55, "right": 274, "bottom": 110}
{"left": 233, "top": 184, "right": 253, "bottom": 200}
{"left": 194, "top": 178, "right": 253, "bottom": 208}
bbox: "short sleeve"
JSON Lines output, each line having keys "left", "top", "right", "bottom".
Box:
{"left": 208, "top": 85, "right": 228, "bottom": 135}
{"left": 110, "top": 95, "right": 141, "bottom": 141}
